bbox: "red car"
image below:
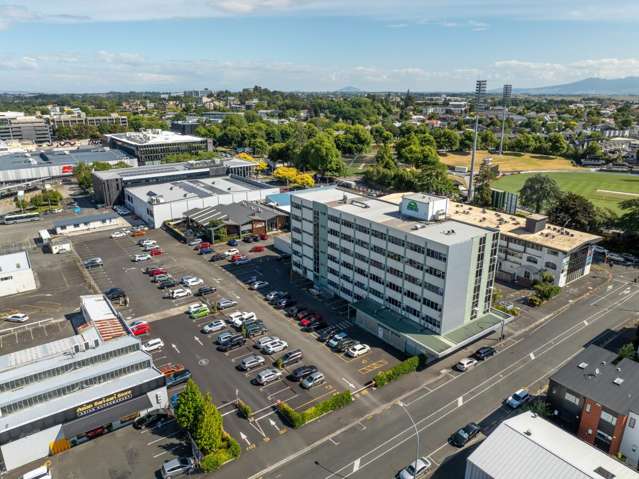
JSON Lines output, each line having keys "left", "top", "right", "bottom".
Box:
{"left": 149, "top": 248, "right": 163, "bottom": 256}
{"left": 259, "top": 233, "right": 268, "bottom": 240}
{"left": 299, "top": 313, "right": 321, "bottom": 327}
{"left": 148, "top": 267, "right": 167, "bottom": 276}
{"left": 296, "top": 310, "right": 313, "bottom": 321}
{"left": 250, "top": 245, "right": 265, "bottom": 253}
{"left": 197, "top": 242, "right": 212, "bottom": 250}
{"left": 129, "top": 321, "right": 150, "bottom": 336}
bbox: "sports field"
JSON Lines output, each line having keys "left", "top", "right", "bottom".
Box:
{"left": 493, "top": 172, "right": 639, "bottom": 213}
{"left": 440, "top": 150, "right": 579, "bottom": 172}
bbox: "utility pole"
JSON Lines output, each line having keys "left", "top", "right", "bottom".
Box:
{"left": 499, "top": 84, "right": 512, "bottom": 156}
{"left": 398, "top": 401, "right": 420, "bottom": 478}
{"left": 468, "top": 80, "right": 487, "bottom": 203}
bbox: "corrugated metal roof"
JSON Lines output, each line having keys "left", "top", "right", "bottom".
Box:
{"left": 54, "top": 212, "right": 118, "bottom": 228}
{"left": 467, "top": 412, "right": 639, "bottom": 479}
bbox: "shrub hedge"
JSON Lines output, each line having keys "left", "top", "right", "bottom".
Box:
{"left": 237, "top": 399, "right": 252, "bottom": 419}
{"left": 278, "top": 391, "right": 352, "bottom": 428}
{"left": 199, "top": 434, "right": 241, "bottom": 472}
{"left": 373, "top": 355, "right": 421, "bottom": 387}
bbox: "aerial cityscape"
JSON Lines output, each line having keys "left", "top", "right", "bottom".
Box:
{"left": 1, "top": 1, "right": 639, "bottom": 478}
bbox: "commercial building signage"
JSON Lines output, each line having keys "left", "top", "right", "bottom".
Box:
{"left": 406, "top": 200, "right": 419, "bottom": 212}
{"left": 75, "top": 389, "right": 133, "bottom": 417}
{"left": 61, "top": 165, "right": 74, "bottom": 174}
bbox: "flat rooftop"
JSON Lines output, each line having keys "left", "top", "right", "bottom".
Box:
{"left": 354, "top": 298, "right": 507, "bottom": 358}
{"left": 0, "top": 250, "right": 31, "bottom": 274}
{"left": 381, "top": 192, "right": 601, "bottom": 253}
{"left": 105, "top": 129, "right": 204, "bottom": 146}
{"left": 468, "top": 411, "right": 639, "bottom": 479}
{"left": 0, "top": 148, "right": 132, "bottom": 171}
{"left": 292, "top": 187, "right": 492, "bottom": 246}
{"left": 54, "top": 212, "right": 118, "bottom": 229}
{"left": 92, "top": 158, "right": 251, "bottom": 180}
{"left": 127, "top": 176, "right": 268, "bottom": 203}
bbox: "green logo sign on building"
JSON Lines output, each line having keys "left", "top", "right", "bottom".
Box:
{"left": 406, "top": 200, "right": 419, "bottom": 212}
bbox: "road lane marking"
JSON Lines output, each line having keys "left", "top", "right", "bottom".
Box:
{"left": 529, "top": 352, "right": 535, "bottom": 360}
{"left": 457, "top": 396, "right": 463, "bottom": 407}
{"left": 240, "top": 432, "right": 252, "bottom": 446}
{"left": 171, "top": 344, "right": 181, "bottom": 354}
{"left": 193, "top": 336, "right": 203, "bottom": 346}
{"left": 353, "top": 458, "right": 361, "bottom": 473}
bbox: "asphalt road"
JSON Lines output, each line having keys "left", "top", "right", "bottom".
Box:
{"left": 221, "top": 276, "right": 639, "bottom": 479}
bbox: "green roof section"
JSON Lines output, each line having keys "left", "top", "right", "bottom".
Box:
{"left": 353, "top": 298, "right": 509, "bottom": 358}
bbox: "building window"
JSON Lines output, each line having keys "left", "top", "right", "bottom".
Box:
{"left": 526, "top": 256, "right": 538, "bottom": 264}
{"left": 544, "top": 261, "right": 557, "bottom": 270}
{"left": 564, "top": 392, "right": 580, "bottom": 406}
{"left": 600, "top": 410, "right": 617, "bottom": 426}
{"left": 630, "top": 417, "right": 636, "bottom": 429}
{"left": 585, "top": 403, "right": 591, "bottom": 413}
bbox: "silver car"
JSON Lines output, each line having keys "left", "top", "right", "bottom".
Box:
{"left": 301, "top": 371, "right": 325, "bottom": 389}
{"left": 255, "top": 368, "right": 282, "bottom": 385}
{"left": 201, "top": 320, "right": 225, "bottom": 334}
{"left": 397, "top": 457, "right": 432, "bottom": 479}
{"left": 239, "top": 354, "right": 266, "bottom": 371}
{"left": 161, "top": 457, "right": 194, "bottom": 478}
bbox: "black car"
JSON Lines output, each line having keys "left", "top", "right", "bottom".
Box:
{"left": 473, "top": 346, "right": 496, "bottom": 361}
{"left": 209, "top": 253, "right": 226, "bottom": 262}
{"left": 289, "top": 365, "right": 318, "bottom": 381}
{"left": 245, "top": 325, "right": 268, "bottom": 338}
{"left": 285, "top": 305, "right": 302, "bottom": 317}
{"left": 449, "top": 422, "right": 481, "bottom": 447}
{"left": 250, "top": 235, "right": 260, "bottom": 242}
{"left": 197, "top": 286, "right": 217, "bottom": 296}
{"left": 277, "top": 254, "right": 291, "bottom": 261}
{"left": 303, "top": 321, "right": 328, "bottom": 332}
{"left": 104, "top": 287, "right": 126, "bottom": 301}
{"left": 242, "top": 236, "right": 254, "bottom": 243}
{"left": 275, "top": 298, "right": 296, "bottom": 309}
{"left": 335, "top": 338, "right": 357, "bottom": 353}
{"left": 217, "top": 336, "right": 246, "bottom": 352}
{"left": 269, "top": 293, "right": 290, "bottom": 305}
{"left": 317, "top": 327, "right": 338, "bottom": 342}
{"left": 279, "top": 349, "right": 303, "bottom": 367}
{"left": 158, "top": 279, "right": 178, "bottom": 289}
{"left": 133, "top": 412, "right": 170, "bottom": 430}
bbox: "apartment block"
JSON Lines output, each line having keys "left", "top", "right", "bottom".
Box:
{"left": 0, "top": 112, "right": 52, "bottom": 144}
{"left": 290, "top": 188, "right": 508, "bottom": 359}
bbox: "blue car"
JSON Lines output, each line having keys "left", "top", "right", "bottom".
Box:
{"left": 166, "top": 369, "right": 192, "bottom": 388}
{"left": 198, "top": 247, "right": 213, "bottom": 255}
{"left": 227, "top": 239, "right": 238, "bottom": 246}
{"left": 170, "top": 393, "right": 180, "bottom": 409}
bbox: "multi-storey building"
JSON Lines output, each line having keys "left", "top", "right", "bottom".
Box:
{"left": 103, "top": 129, "right": 210, "bottom": 165}
{"left": 0, "top": 112, "right": 52, "bottom": 144}
{"left": 49, "top": 112, "right": 128, "bottom": 129}
{"left": 382, "top": 194, "right": 602, "bottom": 287}
{"left": 290, "top": 188, "right": 508, "bottom": 359}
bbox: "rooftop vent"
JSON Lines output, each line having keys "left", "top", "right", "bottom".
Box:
{"left": 595, "top": 368, "right": 600, "bottom": 375}
{"left": 613, "top": 377, "right": 625, "bottom": 386}
{"left": 524, "top": 429, "right": 532, "bottom": 436}
{"left": 350, "top": 199, "right": 370, "bottom": 209}
{"left": 578, "top": 362, "right": 588, "bottom": 369}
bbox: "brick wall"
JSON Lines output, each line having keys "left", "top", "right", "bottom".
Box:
{"left": 578, "top": 398, "right": 601, "bottom": 445}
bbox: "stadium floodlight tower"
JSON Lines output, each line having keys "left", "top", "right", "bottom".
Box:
{"left": 468, "top": 79, "right": 487, "bottom": 203}
{"left": 498, "top": 84, "right": 512, "bottom": 156}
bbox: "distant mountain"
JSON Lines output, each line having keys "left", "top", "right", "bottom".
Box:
{"left": 337, "top": 86, "right": 363, "bottom": 93}
{"left": 515, "top": 77, "right": 639, "bottom": 96}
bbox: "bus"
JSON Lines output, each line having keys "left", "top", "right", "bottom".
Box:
{"left": 1, "top": 211, "right": 41, "bottom": 224}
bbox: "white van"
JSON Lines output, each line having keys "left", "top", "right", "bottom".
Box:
{"left": 22, "top": 465, "right": 52, "bottom": 479}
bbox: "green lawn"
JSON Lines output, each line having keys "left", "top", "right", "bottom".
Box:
{"left": 493, "top": 172, "right": 639, "bottom": 213}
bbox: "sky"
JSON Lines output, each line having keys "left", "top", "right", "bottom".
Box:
{"left": 1, "top": 0, "right": 639, "bottom": 93}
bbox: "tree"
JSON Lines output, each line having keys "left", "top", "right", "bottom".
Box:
{"left": 618, "top": 343, "right": 636, "bottom": 362}
{"left": 519, "top": 174, "right": 561, "bottom": 213}
{"left": 548, "top": 133, "right": 568, "bottom": 156}
{"left": 618, "top": 199, "right": 639, "bottom": 232}
{"left": 416, "top": 163, "right": 456, "bottom": 196}
{"left": 273, "top": 166, "right": 300, "bottom": 184}
{"left": 194, "top": 393, "right": 224, "bottom": 454}
{"left": 547, "top": 192, "right": 600, "bottom": 233}
{"left": 433, "top": 129, "right": 460, "bottom": 151}
{"left": 473, "top": 163, "right": 499, "bottom": 207}
{"left": 334, "top": 124, "right": 373, "bottom": 155}
{"left": 208, "top": 219, "right": 228, "bottom": 243}
{"left": 74, "top": 162, "right": 93, "bottom": 192}
{"left": 294, "top": 173, "right": 315, "bottom": 188}
{"left": 300, "top": 132, "right": 344, "bottom": 176}
{"left": 375, "top": 143, "right": 397, "bottom": 170}
{"left": 175, "top": 379, "right": 204, "bottom": 434}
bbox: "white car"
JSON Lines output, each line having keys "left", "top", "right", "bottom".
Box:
{"left": 139, "top": 239, "right": 157, "bottom": 247}
{"left": 181, "top": 276, "right": 204, "bottom": 287}
{"left": 263, "top": 340, "right": 288, "bottom": 355}
{"left": 187, "top": 303, "right": 206, "bottom": 314}
{"left": 506, "top": 389, "right": 531, "bottom": 409}
{"left": 170, "top": 288, "right": 192, "bottom": 299}
{"left": 347, "top": 343, "right": 371, "bottom": 358}
{"left": 250, "top": 280, "right": 269, "bottom": 290}
{"left": 188, "top": 238, "right": 203, "bottom": 247}
{"left": 201, "top": 320, "right": 226, "bottom": 334}
{"left": 110, "top": 230, "right": 126, "bottom": 239}
{"left": 255, "top": 336, "right": 280, "bottom": 350}
{"left": 455, "top": 357, "right": 478, "bottom": 372}
{"left": 224, "top": 248, "right": 240, "bottom": 257}
{"left": 142, "top": 338, "right": 164, "bottom": 352}
{"left": 5, "top": 313, "right": 29, "bottom": 323}
{"left": 132, "top": 253, "right": 151, "bottom": 262}
{"left": 227, "top": 311, "right": 257, "bottom": 328}
{"left": 144, "top": 243, "right": 160, "bottom": 252}
{"left": 397, "top": 457, "right": 432, "bottom": 479}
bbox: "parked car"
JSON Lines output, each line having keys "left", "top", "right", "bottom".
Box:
{"left": 296, "top": 309, "right": 313, "bottom": 321}
{"left": 149, "top": 248, "right": 163, "bottom": 256}
{"left": 217, "top": 298, "right": 237, "bottom": 309}
{"left": 147, "top": 267, "right": 168, "bottom": 276}
{"left": 166, "top": 369, "right": 192, "bottom": 387}
{"left": 152, "top": 274, "right": 171, "bottom": 283}
{"left": 187, "top": 238, "right": 202, "bottom": 246}
{"left": 473, "top": 346, "right": 496, "bottom": 361}
{"left": 242, "top": 235, "right": 254, "bottom": 243}
{"left": 129, "top": 320, "right": 150, "bottom": 336}
{"left": 250, "top": 245, "right": 265, "bottom": 252}
{"left": 244, "top": 275, "right": 258, "bottom": 285}
{"left": 5, "top": 313, "right": 29, "bottom": 323}
{"left": 110, "top": 230, "right": 126, "bottom": 239}
{"left": 286, "top": 305, "right": 304, "bottom": 317}
{"left": 227, "top": 239, "right": 238, "bottom": 246}
{"left": 196, "top": 242, "right": 211, "bottom": 250}
{"left": 228, "top": 311, "right": 257, "bottom": 328}
{"left": 245, "top": 324, "right": 269, "bottom": 338}
{"left": 158, "top": 279, "right": 178, "bottom": 289}
{"left": 455, "top": 358, "right": 478, "bottom": 372}
{"left": 327, "top": 332, "right": 348, "bottom": 348}
{"left": 263, "top": 340, "right": 288, "bottom": 355}
{"left": 347, "top": 343, "right": 371, "bottom": 358}
{"left": 187, "top": 303, "right": 207, "bottom": 314}
{"left": 181, "top": 276, "right": 203, "bottom": 287}
{"left": 265, "top": 290, "right": 285, "bottom": 302}
{"left": 201, "top": 320, "right": 226, "bottom": 334}
{"left": 255, "top": 368, "right": 282, "bottom": 385}
{"left": 303, "top": 320, "right": 328, "bottom": 332}
{"left": 335, "top": 338, "right": 358, "bottom": 353}
{"left": 131, "top": 230, "right": 145, "bottom": 237}
{"left": 301, "top": 371, "right": 325, "bottom": 389}
{"left": 255, "top": 336, "right": 280, "bottom": 350}
{"left": 397, "top": 458, "right": 432, "bottom": 479}
{"left": 238, "top": 354, "right": 266, "bottom": 371}
{"left": 133, "top": 411, "right": 170, "bottom": 430}
{"left": 224, "top": 248, "right": 240, "bottom": 257}
{"left": 218, "top": 335, "right": 246, "bottom": 352}
{"left": 138, "top": 239, "right": 157, "bottom": 247}
{"left": 278, "top": 349, "right": 303, "bottom": 367}
{"left": 199, "top": 247, "right": 213, "bottom": 255}
{"left": 132, "top": 253, "right": 151, "bottom": 262}
{"left": 299, "top": 314, "right": 322, "bottom": 328}
{"left": 142, "top": 338, "right": 164, "bottom": 352}
{"left": 290, "top": 365, "right": 318, "bottom": 381}
{"left": 104, "top": 287, "right": 126, "bottom": 301}
{"left": 210, "top": 253, "right": 226, "bottom": 262}
{"left": 317, "top": 327, "right": 338, "bottom": 342}
{"left": 449, "top": 422, "right": 481, "bottom": 447}
{"left": 168, "top": 288, "right": 192, "bottom": 299}
{"left": 143, "top": 243, "right": 160, "bottom": 251}
{"left": 275, "top": 298, "right": 297, "bottom": 309}
{"left": 160, "top": 457, "right": 195, "bottom": 478}
{"left": 190, "top": 307, "right": 210, "bottom": 319}
{"left": 197, "top": 285, "right": 216, "bottom": 296}
{"left": 215, "top": 331, "right": 236, "bottom": 345}
{"left": 259, "top": 233, "right": 268, "bottom": 240}
{"left": 83, "top": 257, "right": 103, "bottom": 268}
{"left": 233, "top": 257, "right": 251, "bottom": 265}
{"left": 250, "top": 280, "right": 269, "bottom": 290}
{"left": 506, "top": 389, "right": 531, "bottom": 409}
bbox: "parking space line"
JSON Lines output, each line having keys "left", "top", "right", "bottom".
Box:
{"left": 147, "top": 430, "right": 180, "bottom": 445}
{"left": 259, "top": 379, "right": 285, "bottom": 392}
{"left": 292, "top": 388, "right": 336, "bottom": 410}
{"left": 266, "top": 386, "right": 293, "bottom": 400}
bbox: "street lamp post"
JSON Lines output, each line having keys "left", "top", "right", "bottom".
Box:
{"left": 499, "top": 84, "right": 512, "bottom": 156}
{"left": 398, "top": 401, "right": 420, "bottom": 479}
{"left": 468, "top": 80, "right": 487, "bottom": 203}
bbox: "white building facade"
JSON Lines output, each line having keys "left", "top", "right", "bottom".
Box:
{"left": 0, "top": 251, "right": 36, "bottom": 297}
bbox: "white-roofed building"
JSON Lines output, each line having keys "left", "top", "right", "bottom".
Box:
{"left": 465, "top": 412, "right": 639, "bottom": 479}
{"left": 0, "top": 251, "right": 36, "bottom": 297}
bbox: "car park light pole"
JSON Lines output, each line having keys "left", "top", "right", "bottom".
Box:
{"left": 398, "top": 401, "right": 420, "bottom": 479}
